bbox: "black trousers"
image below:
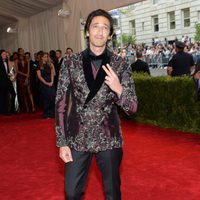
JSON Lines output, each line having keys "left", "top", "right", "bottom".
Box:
{"left": 0, "top": 82, "right": 16, "bottom": 115}
{"left": 65, "top": 148, "right": 123, "bottom": 200}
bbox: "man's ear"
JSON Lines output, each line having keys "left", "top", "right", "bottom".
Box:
{"left": 108, "top": 35, "right": 112, "bottom": 41}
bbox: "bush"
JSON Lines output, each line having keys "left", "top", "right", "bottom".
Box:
{"left": 131, "top": 73, "right": 200, "bottom": 134}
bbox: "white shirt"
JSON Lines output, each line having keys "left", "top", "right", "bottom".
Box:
{"left": 58, "top": 57, "right": 63, "bottom": 64}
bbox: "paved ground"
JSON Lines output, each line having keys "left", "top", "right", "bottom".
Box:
{"left": 150, "top": 67, "right": 167, "bottom": 77}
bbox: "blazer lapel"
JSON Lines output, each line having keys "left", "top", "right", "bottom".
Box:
{"left": 82, "top": 48, "right": 111, "bottom": 105}
{"left": 82, "top": 49, "right": 94, "bottom": 91}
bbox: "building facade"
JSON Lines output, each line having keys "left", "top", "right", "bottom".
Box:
{"left": 112, "top": 0, "right": 200, "bottom": 46}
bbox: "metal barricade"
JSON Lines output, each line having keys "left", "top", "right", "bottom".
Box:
{"left": 143, "top": 53, "right": 171, "bottom": 68}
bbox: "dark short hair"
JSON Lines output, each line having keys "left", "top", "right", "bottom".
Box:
{"left": 56, "top": 49, "right": 62, "bottom": 54}
{"left": 84, "top": 9, "right": 114, "bottom": 37}
{"left": 66, "top": 47, "right": 73, "bottom": 53}
{"left": 0, "top": 49, "right": 6, "bottom": 55}
{"left": 136, "top": 51, "right": 143, "bottom": 58}
{"left": 25, "top": 52, "right": 31, "bottom": 56}
{"left": 37, "top": 50, "right": 44, "bottom": 57}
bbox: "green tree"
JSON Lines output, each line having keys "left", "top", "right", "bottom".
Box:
{"left": 194, "top": 23, "right": 200, "bottom": 42}
{"left": 127, "top": 34, "right": 135, "bottom": 44}
{"left": 122, "top": 33, "right": 128, "bottom": 45}
{"left": 122, "top": 33, "right": 135, "bottom": 46}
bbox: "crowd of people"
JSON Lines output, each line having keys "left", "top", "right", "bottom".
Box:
{"left": 0, "top": 47, "right": 73, "bottom": 117}
{"left": 0, "top": 7, "right": 200, "bottom": 199}
{"left": 1, "top": 36, "right": 200, "bottom": 117}
{"left": 114, "top": 36, "right": 200, "bottom": 68}
{"left": 111, "top": 38, "right": 200, "bottom": 100}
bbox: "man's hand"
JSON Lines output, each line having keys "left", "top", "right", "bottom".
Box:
{"left": 59, "top": 146, "right": 73, "bottom": 163}
{"left": 167, "top": 66, "right": 173, "bottom": 75}
{"left": 194, "top": 71, "right": 200, "bottom": 80}
{"left": 102, "top": 64, "right": 123, "bottom": 98}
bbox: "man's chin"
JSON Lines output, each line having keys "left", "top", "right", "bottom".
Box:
{"left": 91, "top": 43, "right": 107, "bottom": 48}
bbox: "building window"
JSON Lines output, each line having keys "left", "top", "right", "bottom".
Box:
{"left": 152, "top": 15, "right": 159, "bottom": 32}
{"left": 168, "top": 11, "right": 176, "bottom": 29}
{"left": 142, "top": 22, "right": 145, "bottom": 31}
{"left": 153, "top": 0, "right": 159, "bottom": 4}
{"left": 129, "top": 20, "right": 136, "bottom": 35}
{"left": 182, "top": 8, "right": 190, "bottom": 27}
{"left": 112, "top": 18, "right": 118, "bottom": 27}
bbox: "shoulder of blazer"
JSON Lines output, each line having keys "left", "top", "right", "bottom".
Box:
{"left": 62, "top": 53, "right": 82, "bottom": 68}
{"left": 110, "top": 53, "right": 127, "bottom": 69}
{"left": 0, "top": 59, "right": 6, "bottom": 72}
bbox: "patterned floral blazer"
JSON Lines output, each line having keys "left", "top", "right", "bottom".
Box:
{"left": 55, "top": 48, "right": 137, "bottom": 153}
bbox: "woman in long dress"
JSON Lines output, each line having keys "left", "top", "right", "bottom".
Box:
{"left": 36, "top": 52, "right": 55, "bottom": 118}
{"left": 7, "top": 52, "right": 19, "bottom": 112}
{"left": 16, "top": 54, "right": 35, "bottom": 113}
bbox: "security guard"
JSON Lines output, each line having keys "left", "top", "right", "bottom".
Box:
{"left": 167, "top": 41, "right": 194, "bottom": 76}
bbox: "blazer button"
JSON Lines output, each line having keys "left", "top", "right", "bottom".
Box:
{"left": 80, "top": 121, "right": 84, "bottom": 125}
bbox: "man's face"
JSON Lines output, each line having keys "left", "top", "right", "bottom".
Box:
{"left": 56, "top": 51, "right": 62, "bottom": 59}
{"left": 87, "top": 16, "right": 110, "bottom": 49}
{"left": 1, "top": 52, "right": 7, "bottom": 60}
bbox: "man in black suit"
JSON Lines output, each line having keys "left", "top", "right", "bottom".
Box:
{"left": 0, "top": 50, "right": 16, "bottom": 115}
{"left": 55, "top": 49, "right": 63, "bottom": 90}
{"left": 167, "top": 41, "right": 194, "bottom": 76}
{"left": 131, "top": 50, "right": 150, "bottom": 75}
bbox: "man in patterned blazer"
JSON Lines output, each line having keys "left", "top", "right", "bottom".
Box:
{"left": 55, "top": 9, "right": 138, "bottom": 200}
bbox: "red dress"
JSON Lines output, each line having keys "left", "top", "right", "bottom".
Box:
{"left": 17, "top": 60, "right": 32, "bottom": 112}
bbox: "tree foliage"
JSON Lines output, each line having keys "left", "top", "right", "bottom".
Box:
{"left": 194, "top": 23, "right": 200, "bottom": 42}
{"left": 122, "top": 33, "right": 135, "bottom": 45}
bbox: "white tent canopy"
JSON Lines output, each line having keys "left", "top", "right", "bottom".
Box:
{"left": 0, "top": 0, "right": 143, "bottom": 54}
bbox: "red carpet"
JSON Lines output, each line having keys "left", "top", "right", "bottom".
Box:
{"left": 0, "top": 112, "right": 200, "bottom": 200}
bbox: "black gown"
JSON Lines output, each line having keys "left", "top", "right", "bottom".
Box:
{"left": 38, "top": 64, "right": 55, "bottom": 118}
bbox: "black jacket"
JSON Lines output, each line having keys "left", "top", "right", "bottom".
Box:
{"left": 0, "top": 58, "right": 11, "bottom": 89}
{"left": 168, "top": 51, "right": 194, "bottom": 76}
{"left": 131, "top": 59, "right": 150, "bottom": 75}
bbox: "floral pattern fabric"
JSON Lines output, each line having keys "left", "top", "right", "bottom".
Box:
{"left": 55, "top": 49, "right": 137, "bottom": 153}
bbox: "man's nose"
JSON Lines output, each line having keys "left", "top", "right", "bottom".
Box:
{"left": 97, "top": 27, "right": 103, "bottom": 35}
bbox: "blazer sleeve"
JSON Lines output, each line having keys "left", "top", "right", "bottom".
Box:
{"left": 115, "top": 58, "right": 138, "bottom": 115}
{"left": 55, "top": 57, "right": 71, "bottom": 147}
